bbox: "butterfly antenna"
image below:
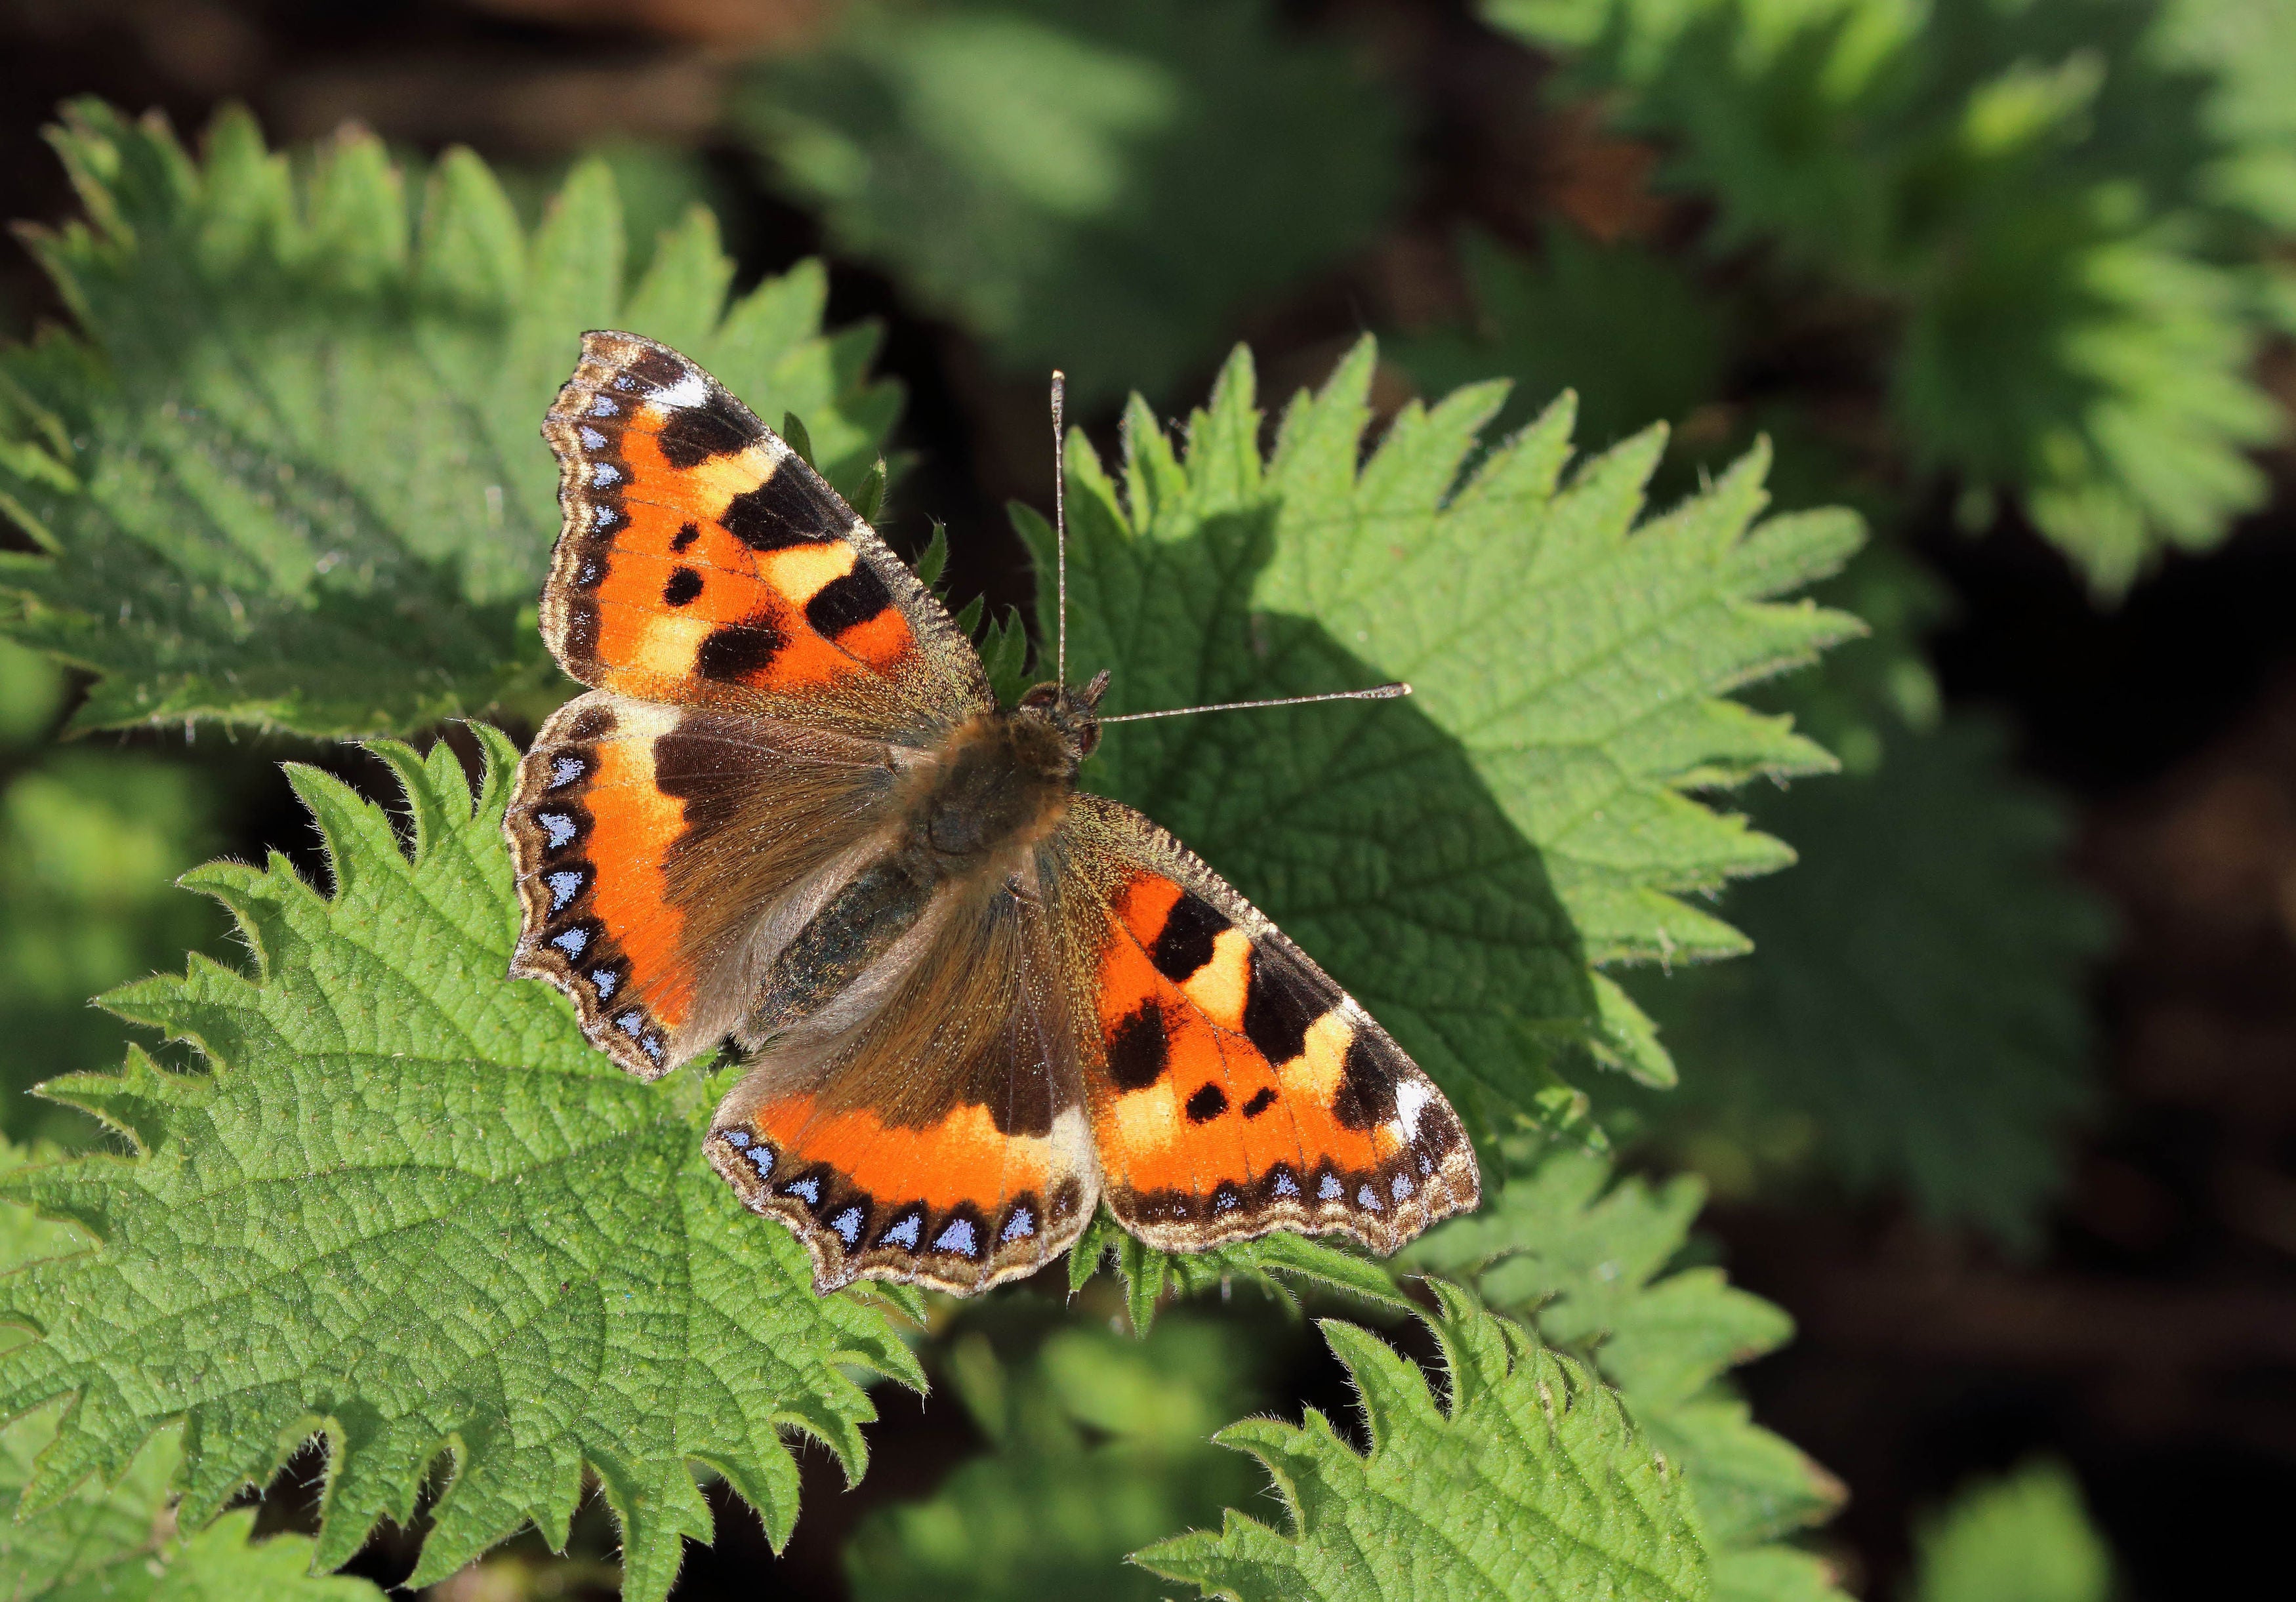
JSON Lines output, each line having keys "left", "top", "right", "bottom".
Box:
{"left": 1099, "top": 683, "right": 1412, "bottom": 724}
{"left": 1052, "top": 369, "right": 1069, "bottom": 689}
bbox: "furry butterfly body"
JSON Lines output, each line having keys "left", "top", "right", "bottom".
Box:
{"left": 505, "top": 331, "right": 1479, "bottom": 1294}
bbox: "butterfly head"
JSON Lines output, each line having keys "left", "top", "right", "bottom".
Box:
{"left": 1015, "top": 668, "right": 1109, "bottom": 764}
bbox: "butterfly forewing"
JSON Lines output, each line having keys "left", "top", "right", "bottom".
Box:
{"left": 540, "top": 330, "right": 989, "bottom": 743}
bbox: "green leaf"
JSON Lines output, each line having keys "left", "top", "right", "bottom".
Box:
{"left": 1134, "top": 1282, "right": 1710, "bottom": 1601}
{"left": 1031, "top": 339, "right": 1861, "bottom": 1122}
{"left": 736, "top": 0, "right": 1403, "bottom": 402}
{"left": 1483, "top": 0, "right": 2289, "bottom": 594}
{"left": 0, "top": 102, "right": 899, "bottom": 736}
{"left": 1402, "top": 1119, "right": 1845, "bottom": 1583}
{"left": 848, "top": 1317, "right": 1271, "bottom": 1602}
{"left": 912, "top": 523, "right": 952, "bottom": 591}
{"left": 0, "top": 728, "right": 923, "bottom": 1602}
{"left": 0, "top": 633, "right": 70, "bottom": 748}
{"left": 1626, "top": 550, "right": 2110, "bottom": 1242}
{"left": 1388, "top": 227, "right": 1727, "bottom": 452}
{"left": 0, "top": 748, "right": 228, "bottom": 1145}
{"left": 1909, "top": 1461, "right": 2114, "bottom": 1602}
{"left": 0, "top": 1136, "right": 382, "bottom": 1601}
{"left": 1065, "top": 1206, "right": 1414, "bottom": 1337}
{"left": 2158, "top": 0, "right": 2296, "bottom": 232}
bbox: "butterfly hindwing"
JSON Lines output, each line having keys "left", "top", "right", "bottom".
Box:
{"left": 541, "top": 330, "right": 989, "bottom": 744}
{"left": 703, "top": 877, "right": 1103, "bottom": 1294}
{"left": 1063, "top": 796, "right": 1480, "bottom": 1254}
{"left": 506, "top": 689, "right": 905, "bottom": 1079}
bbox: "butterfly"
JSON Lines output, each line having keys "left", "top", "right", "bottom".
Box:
{"left": 503, "top": 331, "right": 1481, "bottom": 1296}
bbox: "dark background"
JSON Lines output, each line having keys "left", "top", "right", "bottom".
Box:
{"left": 2, "top": 1, "right": 2291, "bottom": 1598}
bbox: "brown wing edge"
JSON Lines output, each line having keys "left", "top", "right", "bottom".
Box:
{"left": 1068, "top": 794, "right": 1483, "bottom": 1258}
{"left": 701, "top": 1125, "right": 1100, "bottom": 1298}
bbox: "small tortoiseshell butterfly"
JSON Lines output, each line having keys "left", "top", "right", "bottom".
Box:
{"left": 505, "top": 331, "right": 1480, "bottom": 1295}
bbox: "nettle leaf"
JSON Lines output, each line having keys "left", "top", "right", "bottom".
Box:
{"left": 1, "top": 1137, "right": 380, "bottom": 1601}
{"left": 0, "top": 729, "right": 923, "bottom": 1602}
{"left": 1029, "top": 340, "right": 1861, "bottom": 1124}
{"left": 1910, "top": 1460, "right": 2113, "bottom": 1602}
{"left": 1632, "top": 713, "right": 2106, "bottom": 1241}
{"left": 1065, "top": 1206, "right": 1413, "bottom": 1337}
{"left": 1387, "top": 227, "right": 1727, "bottom": 451}
{"left": 1626, "top": 548, "right": 2108, "bottom": 1243}
{"left": 737, "top": 0, "right": 1402, "bottom": 403}
{"left": 1403, "top": 1122, "right": 1847, "bottom": 1602}
{"left": 848, "top": 1317, "right": 1272, "bottom": 1602}
{"left": 0, "top": 745, "right": 228, "bottom": 1145}
{"left": 0, "top": 101, "right": 898, "bottom": 736}
{"left": 1485, "top": 0, "right": 2287, "bottom": 595}
{"left": 1134, "top": 1282, "right": 1709, "bottom": 1601}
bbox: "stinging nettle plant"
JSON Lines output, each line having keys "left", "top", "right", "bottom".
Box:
{"left": 1, "top": 106, "right": 1864, "bottom": 1600}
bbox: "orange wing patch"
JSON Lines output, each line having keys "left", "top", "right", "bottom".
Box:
{"left": 505, "top": 691, "right": 697, "bottom": 1078}
{"left": 1087, "top": 861, "right": 1479, "bottom": 1256}
{"left": 706, "top": 1088, "right": 1096, "bottom": 1296}
{"left": 539, "top": 331, "right": 985, "bottom": 739}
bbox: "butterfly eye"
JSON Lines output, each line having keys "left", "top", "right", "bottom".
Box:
{"left": 1017, "top": 682, "right": 1062, "bottom": 710}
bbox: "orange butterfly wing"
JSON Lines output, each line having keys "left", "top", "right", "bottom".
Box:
{"left": 539, "top": 330, "right": 989, "bottom": 742}
{"left": 1063, "top": 796, "right": 1481, "bottom": 1254}
{"left": 701, "top": 883, "right": 1103, "bottom": 1295}
{"left": 510, "top": 331, "right": 983, "bottom": 1079}
{"left": 505, "top": 691, "right": 902, "bottom": 1079}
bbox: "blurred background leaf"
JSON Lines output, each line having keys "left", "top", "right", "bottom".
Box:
{"left": 736, "top": 0, "right": 1403, "bottom": 403}
{"left": 846, "top": 1317, "right": 1271, "bottom": 1602}
{"left": 0, "top": 637, "right": 226, "bottom": 1146}
{"left": 1906, "top": 1460, "right": 2115, "bottom": 1602}
{"left": 1481, "top": 0, "right": 2291, "bottom": 594}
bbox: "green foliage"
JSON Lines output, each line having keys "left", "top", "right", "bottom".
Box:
{"left": 1486, "top": 0, "right": 2289, "bottom": 594}
{"left": 1065, "top": 1204, "right": 1416, "bottom": 1336}
{"left": 737, "top": 0, "right": 1403, "bottom": 401}
{"left": 0, "top": 102, "right": 898, "bottom": 736}
{"left": 0, "top": 754, "right": 226, "bottom": 1146}
{"left": 1136, "top": 1282, "right": 1710, "bottom": 1601}
{"left": 1404, "top": 1120, "right": 1848, "bottom": 1602}
{"left": 1908, "top": 1461, "right": 2114, "bottom": 1602}
{"left": 2158, "top": 0, "right": 2296, "bottom": 230}
{"left": 0, "top": 636, "right": 230, "bottom": 1145}
{"left": 1032, "top": 338, "right": 1861, "bottom": 1120}
{"left": 848, "top": 1317, "right": 1271, "bottom": 1602}
{"left": 1626, "top": 550, "right": 2108, "bottom": 1239}
{"left": 1, "top": 1136, "right": 382, "bottom": 1601}
{"left": 0, "top": 730, "right": 924, "bottom": 1602}
{"left": 1389, "top": 227, "right": 1727, "bottom": 450}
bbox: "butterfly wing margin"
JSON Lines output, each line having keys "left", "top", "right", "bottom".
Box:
{"left": 1060, "top": 794, "right": 1481, "bottom": 1255}
{"left": 542, "top": 331, "right": 991, "bottom": 745}
{"left": 506, "top": 689, "right": 905, "bottom": 1079}
{"left": 703, "top": 874, "right": 1103, "bottom": 1294}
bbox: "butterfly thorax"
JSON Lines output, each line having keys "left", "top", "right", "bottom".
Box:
{"left": 743, "top": 682, "right": 1102, "bottom": 1042}
{"left": 899, "top": 702, "right": 1082, "bottom": 873}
